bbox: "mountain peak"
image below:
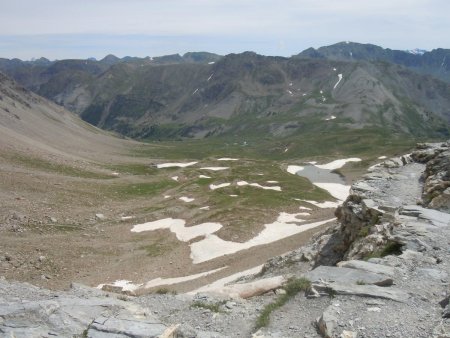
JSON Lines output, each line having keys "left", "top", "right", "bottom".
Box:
{"left": 406, "top": 48, "right": 428, "bottom": 55}
{"left": 100, "top": 54, "right": 121, "bottom": 65}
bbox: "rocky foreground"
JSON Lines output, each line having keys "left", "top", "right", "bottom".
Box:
{"left": 1, "top": 141, "right": 449, "bottom": 338}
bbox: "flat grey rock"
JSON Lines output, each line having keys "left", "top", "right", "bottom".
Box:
{"left": 305, "top": 265, "right": 393, "bottom": 286}
{"left": 336, "top": 260, "right": 396, "bottom": 277}
{"left": 401, "top": 205, "right": 450, "bottom": 227}
{"left": 313, "top": 282, "right": 410, "bottom": 303}
{"left": 89, "top": 310, "right": 167, "bottom": 338}
{"left": 0, "top": 286, "right": 170, "bottom": 337}
{"left": 417, "top": 268, "right": 448, "bottom": 281}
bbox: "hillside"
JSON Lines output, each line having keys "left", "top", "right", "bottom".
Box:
{"left": 0, "top": 45, "right": 449, "bottom": 144}
{"left": 297, "top": 41, "right": 450, "bottom": 83}
{"left": 0, "top": 72, "right": 138, "bottom": 161}
{"left": 75, "top": 53, "right": 450, "bottom": 140}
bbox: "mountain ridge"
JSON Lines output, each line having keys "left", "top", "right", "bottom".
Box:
{"left": 0, "top": 42, "right": 449, "bottom": 142}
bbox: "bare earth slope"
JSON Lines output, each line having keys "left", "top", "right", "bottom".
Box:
{"left": 0, "top": 72, "right": 136, "bottom": 162}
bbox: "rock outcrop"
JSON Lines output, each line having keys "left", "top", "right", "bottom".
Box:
{"left": 413, "top": 141, "right": 450, "bottom": 211}
{"left": 0, "top": 280, "right": 177, "bottom": 337}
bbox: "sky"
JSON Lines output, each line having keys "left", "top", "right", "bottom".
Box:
{"left": 0, "top": 0, "right": 448, "bottom": 60}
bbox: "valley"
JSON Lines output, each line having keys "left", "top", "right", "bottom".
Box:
{"left": 0, "top": 41, "right": 449, "bottom": 337}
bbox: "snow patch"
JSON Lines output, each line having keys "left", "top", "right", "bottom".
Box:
{"left": 208, "top": 61, "right": 215, "bottom": 65}
{"left": 171, "top": 176, "right": 179, "bottom": 182}
{"left": 164, "top": 195, "right": 171, "bottom": 199}
{"left": 266, "top": 181, "right": 279, "bottom": 184}
{"left": 199, "top": 206, "right": 210, "bottom": 210}
{"left": 99, "top": 267, "right": 227, "bottom": 292}
{"left": 157, "top": 162, "right": 198, "bottom": 168}
{"left": 199, "top": 175, "right": 211, "bottom": 179}
{"left": 325, "top": 115, "right": 336, "bottom": 121}
{"left": 97, "top": 280, "right": 142, "bottom": 292}
{"left": 287, "top": 165, "right": 304, "bottom": 175}
{"left": 190, "top": 217, "right": 333, "bottom": 263}
{"left": 237, "top": 181, "right": 282, "bottom": 191}
{"left": 144, "top": 267, "right": 226, "bottom": 288}
{"left": 131, "top": 217, "right": 222, "bottom": 242}
{"left": 314, "top": 158, "right": 361, "bottom": 170}
{"left": 190, "top": 265, "right": 263, "bottom": 294}
{"left": 378, "top": 156, "right": 387, "bottom": 159}
{"left": 200, "top": 167, "right": 229, "bottom": 171}
{"left": 179, "top": 196, "right": 195, "bottom": 203}
{"left": 333, "top": 74, "right": 343, "bottom": 89}
{"left": 313, "top": 182, "right": 351, "bottom": 201}
{"left": 302, "top": 200, "right": 341, "bottom": 209}
{"left": 217, "top": 158, "right": 238, "bottom": 161}
{"left": 207, "top": 73, "right": 214, "bottom": 81}
{"left": 210, "top": 183, "right": 231, "bottom": 190}
{"left": 192, "top": 88, "right": 199, "bottom": 95}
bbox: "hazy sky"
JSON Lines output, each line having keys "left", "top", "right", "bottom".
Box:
{"left": 0, "top": 0, "right": 448, "bottom": 60}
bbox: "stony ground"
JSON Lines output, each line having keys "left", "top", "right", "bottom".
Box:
{"left": 1, "top": 142, "right": 449, "bottom": 337}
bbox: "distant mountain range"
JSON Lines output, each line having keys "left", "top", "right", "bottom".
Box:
{"left": 297, "top": 42, "right": 450, "bottom": 83}
{"left": 0, "top": 42, "right": 449, "bottom": 141}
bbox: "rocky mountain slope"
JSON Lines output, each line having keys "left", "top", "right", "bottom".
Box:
{"left": 2, "top": 142, "right": 449, "bottom": 337}
{"left": 0, "top": 71, "right": 137, "bottom": 161}
{"left": 297, "top": 42, "right": 450, "bottom": 84}
{"left": 1, "top": 44, "right": 449, "bottom": 141}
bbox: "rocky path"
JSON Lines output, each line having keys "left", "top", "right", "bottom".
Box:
{"left": 363, "top": 161, "right": 424, "bottom": 207}
{"left": 0, "top": 142, "right": 449, "bottom": 337}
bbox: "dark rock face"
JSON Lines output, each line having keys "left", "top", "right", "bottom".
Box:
{"left": 413, "top": 141, "right": 450, "bottom": 211}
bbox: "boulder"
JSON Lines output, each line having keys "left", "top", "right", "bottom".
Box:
{"left": 316, "top": 306, "right": 338, "bottom": 338}
{"left": 313, "top": 282, "right": 409, "bottom": 302}
{"left": 305, "top": 266, "right": 393, "bottom": 286}
{"left": 336, "top": 260, "right": 396, "bottom": 277}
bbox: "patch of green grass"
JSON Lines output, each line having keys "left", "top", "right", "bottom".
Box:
{"left": 358, "top": 225, "right": 370, "bottom": 237}
{"left": 254, "top": 277, "right": 310, "bottom": 330}
{"left": 154, "top": 288, "right": 177, "bottom": 295}
{"left": 191, "top": 300, "right": 225, "bottom": 313}
{"left": 109, "top": 180, "right": 177, "bottom": 199}
{"left": 3, "top": 153, "right": 113, "bottom": 179}
{"left": 364, "top": 241, "right": 403, "bottom": 260}
{"left": 105, "top": 163, "right": 157, "bottom": 176}
{"left": 356, "top": 280, "right": 366, "bottom": 285}
{"left": 139, "top": 243, "right": 170, "bottom": 257}
{"left": 131, "top": 125, "right": 424, "bottom": 162}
